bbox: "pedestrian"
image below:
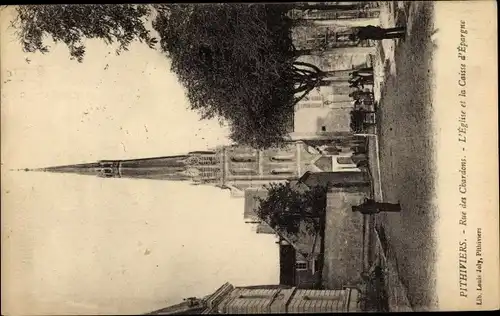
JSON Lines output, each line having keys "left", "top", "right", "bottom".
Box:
{"left": 349, "top": 77, "right": 364, "bottom": 89}
{"left": 352, "top": 198, "right": 402, "bottom": 215}
{"left": 353, "top": 100, "right": 364, "bottom": 110}
{"left": 348, "top": 76, "right": 361, "bottom": 84}
{"left": 349, "top": 25, "right": 406, "bottom": 41}
{"left": 349, "top": 82, "right": 363, "bottom": 89}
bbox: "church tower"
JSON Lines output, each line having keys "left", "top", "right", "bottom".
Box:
{"left": 24, "top": 138, "right": 365, "bottom": 196}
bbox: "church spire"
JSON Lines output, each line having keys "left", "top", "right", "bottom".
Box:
{"left": 22, "top": 151, "right": 224, "bottom": 183}
{"left": 22, "top": 162, "right": 106, "bottom": 176}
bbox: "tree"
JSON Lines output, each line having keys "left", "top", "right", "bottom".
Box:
{"left": 152, "top": 4, "right": 342, "bottom": 148}
{"left": 11, "top": 4, "right": 340, "bottom": 148}
{"left": 12, "top": 5, "right": 157, "bottom": 62}
{"left": 255, "top": 181, "right": 328, "bottom": 236}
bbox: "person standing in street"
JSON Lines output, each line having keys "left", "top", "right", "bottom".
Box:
{"left": 352, "top": 198, "right": 402, "bottom": 215}
{"left": 349, "top": 25, "right": 406, "bottom": 41}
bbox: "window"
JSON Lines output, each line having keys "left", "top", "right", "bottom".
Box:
{"left": 337, "top": 156, "right": 353, "bottom": 164}
{"left": 321, "top": 126, "right": 327, "bottom": 132}
{"left": 270, "top": 155, "right": 294, "bottom": 162}
{"left": 230, "top": 168, "right": 257, "bottom": 175}
{"left": 271, "top": 168, "right": 293, "bottom": 175}
{"left": 230, "top": 154, "right": 256, "bottom": 163}
{"left": 313, "top": 259, "right": 321, "bottom": 273}
{"left": 296, "top": 261, "right": 308, "bottom": 271}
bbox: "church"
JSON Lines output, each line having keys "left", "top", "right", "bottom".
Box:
{"left": 25, "top": 136, "right": 367, "bottom": 198}
{"left": 23, "top": 1, "right": 379, "bottom": 197}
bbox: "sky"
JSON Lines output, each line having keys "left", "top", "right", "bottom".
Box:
{"left": 0, "top": 7, "right": 279, "bottom": 315}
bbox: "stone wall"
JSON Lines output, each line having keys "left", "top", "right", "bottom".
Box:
{"left": 322, "top": 187, "right": 370, "bottom": 288}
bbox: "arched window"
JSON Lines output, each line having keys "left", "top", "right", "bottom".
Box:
{"left": 271, "top": 168, "right": 293, "bottom": 175}
{"left": 230, "top": 168, "right": 257, "bottom": 175}
{"left": 270, "top": 155, "right": 294, "bottom": 162}
{"left": 230, "top": 154, "right": 256, "bottom": 163}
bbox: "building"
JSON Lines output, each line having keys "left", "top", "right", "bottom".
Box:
{"left": 289, "top": 2, "right": 380, "bottom": 21}
{"left": 243, "top": 170, "right": 372, "bottom": 289}
{"left": 322, "top": 186, "right": 371, "bottom": 289}
{"left": 278, "top": 236, "right": 322, "bottom": 289}
{"left": 147, "top": 282, "right": 362, "bottom": 314}
{"left": 243, "top": 185, "right": 323, "bottom": 289}
{"left": 289, "top": 3, "right": 380, "bottom": 135}
{"left": 26, "top": 138, "right": 367, "bottom": 197}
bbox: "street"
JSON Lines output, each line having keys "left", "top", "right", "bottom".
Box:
{"left": 370, "top": 1, "right": 439, "bottom": 311}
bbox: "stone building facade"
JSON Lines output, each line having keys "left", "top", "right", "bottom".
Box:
{"left": 290, "top": 4, "right": 380, "bottom": 135}
{"left": 322, "top": 187, "right": 371, "bottom": 289}
{"left": 148, "top": 282, "right": 362, "bottom": 314}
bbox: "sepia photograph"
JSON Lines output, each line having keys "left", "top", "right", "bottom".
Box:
{"left": 1, "top": 1, "right": 498, "bottom": 314}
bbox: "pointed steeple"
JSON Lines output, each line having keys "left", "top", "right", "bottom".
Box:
{"left": 22, "top": 151, "right": 224, "bottom": 183}
{"left": 22, "top": 162, "right": 104, "bottom": 176}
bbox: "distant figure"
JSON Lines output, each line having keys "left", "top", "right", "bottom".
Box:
{"left": 352, "top": 198, "right": 401, "bottom": 215}
{"left": 349, "top": 77, "right": 365, "bottom": 89}
{"left": 350, "top": 25, "right": 406, "bottom": 41}
{"left": 353, "top": 100, "right": 364, "bottom": 110}
{"left": 349, "top": 90, "right": 373, "bottom": 103}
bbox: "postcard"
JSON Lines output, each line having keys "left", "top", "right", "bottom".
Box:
{"left": 1, "top": 2, "right": 498, "bottom": 314}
